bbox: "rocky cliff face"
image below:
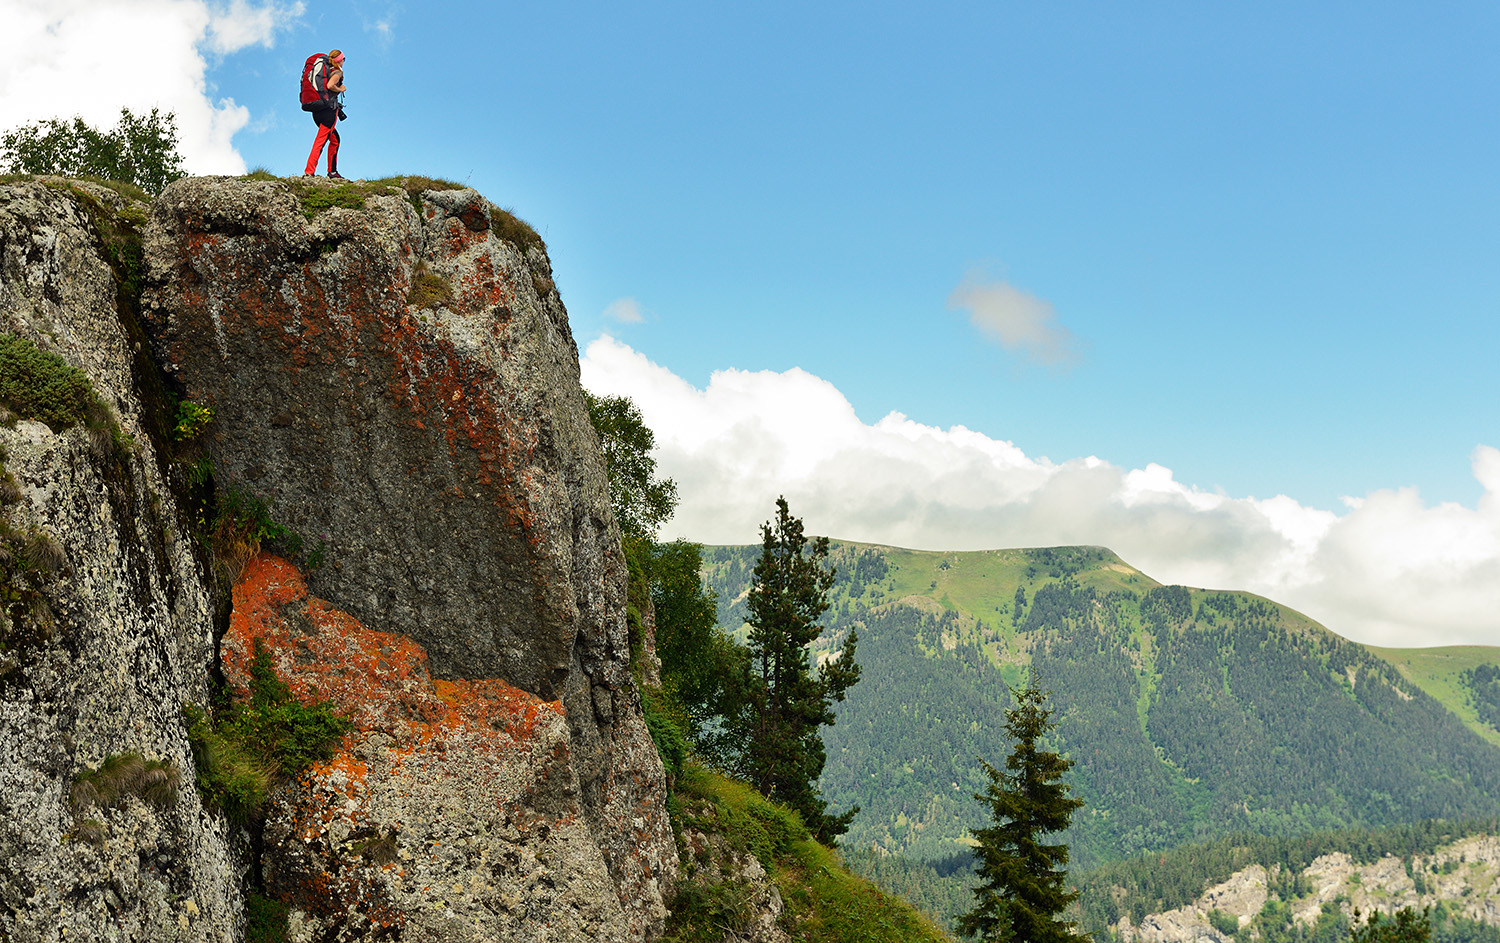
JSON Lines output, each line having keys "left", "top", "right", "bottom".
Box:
{"left": 1115, "top": 836, "right": 1500, "bottom": 943}
{"left": 0, "top": 175, "right": 676, "bottom": 942}
{"left": 0, "top": 180, "right": 241, "bottom": 942}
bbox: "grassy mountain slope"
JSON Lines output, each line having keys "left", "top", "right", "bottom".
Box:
{"left": 701, "top": 543, "right": 1500, "bottom": 874}
{"left": 1369, "top": 646, "right": 1500, "bottom": 748}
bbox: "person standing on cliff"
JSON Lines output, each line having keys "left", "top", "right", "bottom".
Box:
{"left": 301, "top": 49, "right": 347, "bottom": 179}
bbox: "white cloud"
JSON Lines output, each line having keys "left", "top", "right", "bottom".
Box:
{"left": 206, "top": 0, "right": 302, "bottom": 54}
{"left": 0, "top": 0, "right": 302, "bottom": 175}
{"left": 365, "top": 15, "right": 396, "bottom": 51}
{"left": 581, "top": 336, "right": 1500, "bottom": 649}
{"left": 948, "top": 273, "right": 1079, "bottom": 366}
{"left": 604, "top": 297, "right": 646, "bottom": 324}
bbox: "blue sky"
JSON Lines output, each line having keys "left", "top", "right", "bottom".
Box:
{"left": 2, "top": 0, "right": 1497, "bottom": 646}
{"left": 220, "top": 0, "right": 1497, "bottom": 510}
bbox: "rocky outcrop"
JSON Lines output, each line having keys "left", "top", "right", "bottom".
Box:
{"left": 0, "top": 181, "right": 240, "bottom": 942}
{"left": 224, "top": 554, "right": 666, "bottom": 942}
{"left": 140, "top": 176, "right": 675, "bottom": 937}
{"left": 1114, "top": 836, "right": 1500, "bottom": 942}
{"left": 0, "top": 174, "right": 676, "bottom": 941}
{"left": 676, "top": 826, "right": 789, "bottom": 943}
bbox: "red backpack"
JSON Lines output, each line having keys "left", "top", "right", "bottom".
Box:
{"left": 300, "top": 53, "right": 330, "bottom": 105}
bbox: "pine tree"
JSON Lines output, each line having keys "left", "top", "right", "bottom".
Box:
{"left": 739, "top": 496, "right": 860, "bottom": 843}
{"left": 1351, "top": 908, "right": 1430, "bottom": 943}
{"left": 961, "top": 670, "right": 1088, "bottom": 943}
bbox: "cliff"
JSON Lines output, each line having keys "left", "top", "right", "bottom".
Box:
{"left": 0, "top": 175, "right": 676, "bottom": 942}
{"left": 1115, "top": 834, "right": 1500, "bottom": 943}
{"left": 0, "top": 180, "right": 240, "bottom": 941}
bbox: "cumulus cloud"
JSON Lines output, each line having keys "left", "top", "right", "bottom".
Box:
{"left": 0, "top": 0, "right": 303, "bottom": 174}
{"left": 581, "top": 336, "right": 1500, "bottom": 649}
{"left": 603, "top": 297, "right": 646, "bottom": 324}
{"left": 948, "top": 273, "right": 1079, "bottom": 366}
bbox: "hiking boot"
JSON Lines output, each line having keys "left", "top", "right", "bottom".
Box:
{"left": 327, "top": 171, "right": 345, "bottom": 180}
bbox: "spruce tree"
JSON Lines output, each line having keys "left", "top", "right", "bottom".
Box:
{"left": 740, "top": 496, "right": 860, "bottom": 843}
{"left": 961, "top": 670, "right": 1088, "bottom": 943}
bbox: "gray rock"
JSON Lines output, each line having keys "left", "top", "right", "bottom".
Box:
{"left": 0, "top": 180, "right": 241, "bottom": 943}
{"left": 141, "top": 176, "right": 676, "bottom": 938}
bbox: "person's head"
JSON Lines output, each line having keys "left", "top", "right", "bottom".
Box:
{"left": 329, "top": 49, "right": 345, "bottom": 66}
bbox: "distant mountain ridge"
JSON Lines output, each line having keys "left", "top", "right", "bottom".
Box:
{"left": 701, "top": 542, "right": 1500, "bottom": 870}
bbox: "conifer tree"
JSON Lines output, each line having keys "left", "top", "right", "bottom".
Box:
{"left": 961, "top": 670, "right": 1088, "bottom": 943}
{"left": 739, "top": 496, "right": 860, "bottom": 843}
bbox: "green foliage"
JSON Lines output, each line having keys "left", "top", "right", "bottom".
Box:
{"left": 244, "top": 891, "right": 291, "bottom": 943}
{"left": 1462, "top": 664, "right": 1500, "bottom": 733}
{"left": 661, "top": 880, "right": 756, "bottom": 942}
{"left": 643, "top": 686, "right": 691, "bottom": 778}
{"left": 703, "top": 542, "right": 1500, "bottom": 874}
{"left": 0, "top": 333, "right": 97, "bottom": 431}
{"left": 288, "top": 179, "right": 393, "bottom": 219}
{"left": 842, "top": 849, "right": 976, "bottom": 936}
{"left": 183, "top": 702, "right": 274, "bottom": 825}
{"left": 779, "top": 837, "right": 954, "bottom": 943}
{"left": 173, "top": 400, "right": 214, "bottom": 440}
{"left": 0, "top": 331, "right": 131, "bottom": 460}
{"left": 961, "top": 671, "right": 1087, "bottom": 943}
{"left": 206, "top": 487, "right": 304, "bottom": 580}
{"left": 406, "top": 263, "right": 454, "bottom": 309}
{"left": 231, "top": 639, "right": 352, "bottom": 772}
{"left": 736, "top": 497, "right": 860, "bottom": 844}
{"left": 666, "top": 763, "right": 950, "bottom": 943}
{"left": 648, "top": 538, "right": 749, "bottom": 759}
{"left": 184, "top": 640, "right": 350, "bottom": 823}
{"left": 1209, "top": 908, "right": 1241, "bottom": 936}
{"left": 70, "top": 752, "right": 179, "bottom": 814}
{"left": 0, "top": 108, "right": 185, "bottom": 193}
{"left": 1352, "top": 908, "right": 1431, "bottom": 943}
{"left": 584, "top": 391, "right": 678, "bottom": 543}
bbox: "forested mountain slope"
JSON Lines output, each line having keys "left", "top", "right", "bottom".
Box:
{"left": 702, "top": 543, "right": 1500, "bottom": 871}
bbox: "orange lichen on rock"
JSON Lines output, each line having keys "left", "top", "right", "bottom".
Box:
{"left": 224, "top": 554, "right": 561, "bottom": 748}
{"left": 229, "top": 553, "right": 589, "bottom": 936}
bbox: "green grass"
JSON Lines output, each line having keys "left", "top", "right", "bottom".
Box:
{"left": 1370, "top": 645, "right": 1500, "bottom": 748}
{"left": 286, "top": 178, "right": 398, "bottom": 219}
{"left": 667, "top": 763, "right": 952, "bottom": 943}
{"left": 489, "top": 206, "right": 546, "bottom": 256}
{"left": 185, "top": 639, "right": 350, "bottom": 824}
{"left": 244, "top": 890, "right": 290, "bottom": 943}
{"left": 369, "top": 175, "right": 466, "bottom": 214}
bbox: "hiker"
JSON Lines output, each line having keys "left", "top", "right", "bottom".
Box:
{"left": 301, "top": 49, "right": 347, "bottom": 179}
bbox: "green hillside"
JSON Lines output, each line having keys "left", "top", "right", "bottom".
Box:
{"left": 1369, "top": 646, "right": 1500, "bottom": 748}
{"left": 701, "top": 543, "right": 1500, "bottom": 874}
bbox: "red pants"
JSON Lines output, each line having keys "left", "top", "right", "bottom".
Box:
{"left": 304, "top": 107, "right": 340, "bottom": 175}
